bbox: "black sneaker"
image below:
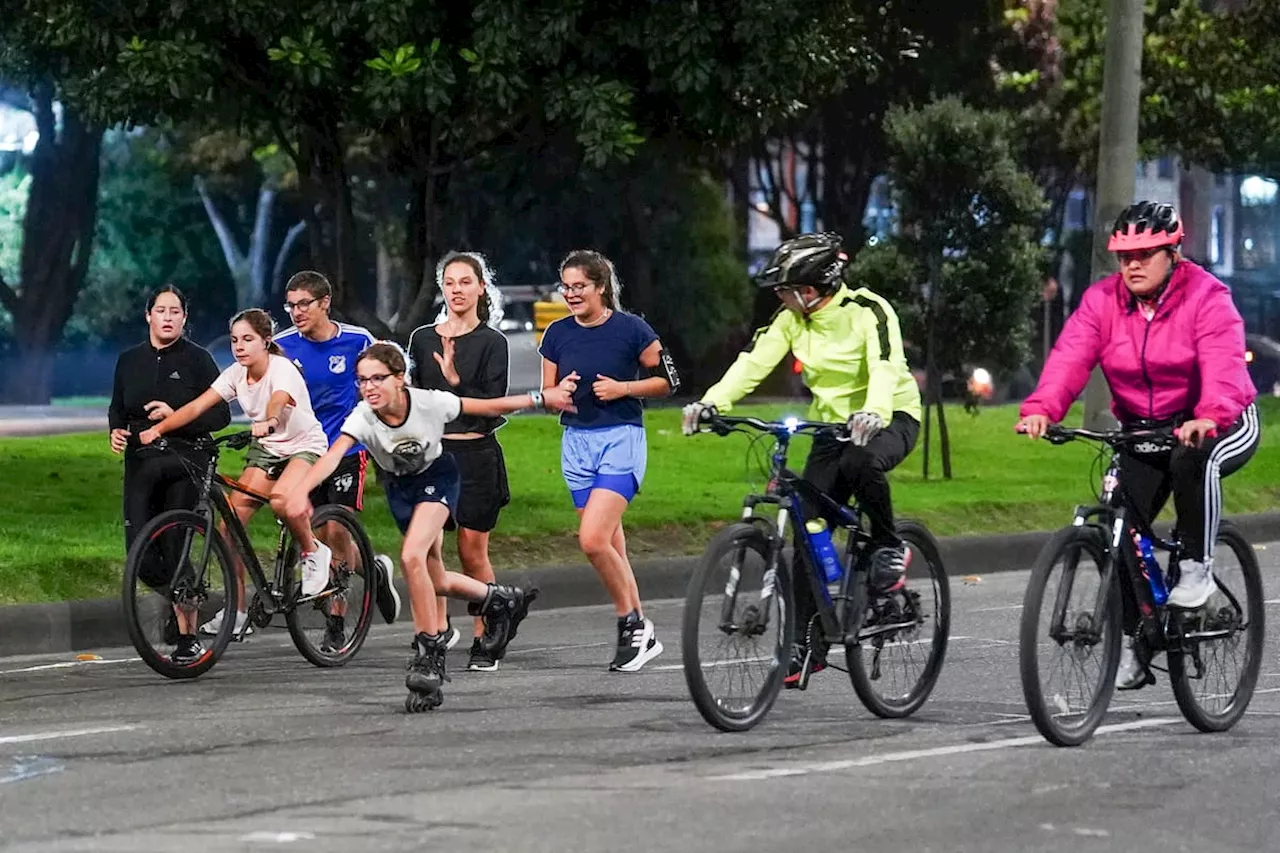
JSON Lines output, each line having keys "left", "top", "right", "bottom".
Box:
{"left": 467, "top": 637, "right": 499, "bottom": 672}
{"left": 783, "top": 641, "right": 827, "bottom": 689}
{"left": 870, "top": 543, "right": 910, "bottom": 593}
{"left": 373, "top": 555, "right": 401, "bottom": 625}
{"left": 171, "top": 634, "right": 204, "bottom": 666}
{"left": 320, "top": 614, "right": 346, "bottom": 654}
{"left": 609, "top": 614, "right": 664, "bottom": 672}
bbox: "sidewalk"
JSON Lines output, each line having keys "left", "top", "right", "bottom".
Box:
{"left": 4, "top": 514, "right": 1278, "bottom": 658}
{"left": 0, "top": 405, "right": 107, "bottom": 437}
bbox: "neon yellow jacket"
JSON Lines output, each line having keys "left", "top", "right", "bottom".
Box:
{"left": 702, "top": 284, "right": 922, "bottom": 424}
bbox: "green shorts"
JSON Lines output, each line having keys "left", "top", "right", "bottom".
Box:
{"left": 244, "top": 440, "right": 320, "bottom": 481}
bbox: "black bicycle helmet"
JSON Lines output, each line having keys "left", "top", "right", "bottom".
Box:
{"left": 755, "top": 232, "right": 848, "bottom": 291}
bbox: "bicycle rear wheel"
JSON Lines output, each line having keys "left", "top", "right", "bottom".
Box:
{"left": 283, "top": 505, "right": 378, "bottom": 667}
{"left": 1019, "top": 525, "right": 1121, "bottom": 746}
{"left": 682, "top": 522, "right": 792, "bottom": 732}
{"left": 1169, "top": 521, "right": 1264, "bottom": 732}
{"left": 122, "top": 509, "right": 239, "bottom": 679}
{"left": 847, "top": 519, "right": 951, "bottom": 718}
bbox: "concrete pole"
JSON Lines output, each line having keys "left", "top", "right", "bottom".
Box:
{"left": 1082, "top": 0, "right": 1145, "bottom": 430}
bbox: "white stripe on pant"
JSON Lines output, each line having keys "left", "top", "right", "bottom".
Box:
{"left": 1204, "top": 403, "right": 1260, "bottom": 563}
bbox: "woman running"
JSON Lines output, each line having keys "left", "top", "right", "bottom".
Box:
{"left": 284, "top": 342, "right": 573, "bottom": 711}
{"left": 408, "top": 251, "right": 513, "bottom": 671}
{"left": 138, "top": 308, "right": 332, "bottom": 643}
{"left": 537, "top": 250, "right": 680, "bottom": 672}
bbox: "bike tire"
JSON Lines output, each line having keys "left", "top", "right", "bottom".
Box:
{"left": 284, "top": 505, "right": 379, "bottom": 667}
{"left": 682, "top": 522, "right": 793, "bottom": 732}
{"left": 1169, "top": 521, "right": 1264, "bottom": 733}
{"left": 122, "top": 509, "right": 239, "bottom": 680}
{"left": 847, "top": 519, "right": 951, "bottom": 718}
{"left": 1019, "top": 525, "right": 1121, "bottom": 747}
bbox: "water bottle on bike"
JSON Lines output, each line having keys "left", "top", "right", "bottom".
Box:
{"left": 1132, "top": 531, "right": 1169, "bottom": 607}
{"left": 805, "top": 519, "right": 843, "bottom": 584}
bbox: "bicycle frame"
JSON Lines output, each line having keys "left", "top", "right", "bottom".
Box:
{"left": 717, "top": 417, "right": 874, "bottom": 645}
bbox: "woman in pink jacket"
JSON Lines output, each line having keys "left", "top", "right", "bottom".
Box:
{"left": 1016, "top": 201, "right": 1259, "bottom": 688}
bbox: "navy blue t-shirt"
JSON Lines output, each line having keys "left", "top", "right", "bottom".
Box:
{"left": 538, "top": 312, "right": 659, "bottom": 429}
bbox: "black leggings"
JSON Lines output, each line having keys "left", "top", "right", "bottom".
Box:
{"left": 1118, "top": 404, "right": 1260, "bottom": 564}
{"left": 791, "top": 412, "right": 920, "bottom": 643}
{"left": 123, "top": 450, "right": 205, "bottom": 588}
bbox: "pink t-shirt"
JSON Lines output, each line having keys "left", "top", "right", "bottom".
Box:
{"left": 211, "top": 355, "right": 328, "bottom": 457}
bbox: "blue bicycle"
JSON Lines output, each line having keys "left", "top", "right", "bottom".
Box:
{"left": 681, "top": 413, "right": 951, "bottom": 732}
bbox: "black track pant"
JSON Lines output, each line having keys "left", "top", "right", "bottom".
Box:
{"left": 791, "top": 412, "right": 920, "bottom": 644}
{"left": 123, "top": 450, "right": 206, "bottom": 589}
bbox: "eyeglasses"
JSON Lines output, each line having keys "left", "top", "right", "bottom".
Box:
{"left": 1116, "top": 248, "right": 1163, "bottom": 265}
{"left": 354, "top": 373, "right": 396, "bottom": 388}
{"left": 284, "top": 297, "right": 323, "bottom": 313}
{"left": 557, "top": 283, "right": 592, "bottom": 296}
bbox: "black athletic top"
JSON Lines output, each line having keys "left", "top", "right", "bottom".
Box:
{"left": 407, "top": 323, "right": 510, "bottom": 435}
{"left": 109, "top": 337, "right": 231, "bottom": 453}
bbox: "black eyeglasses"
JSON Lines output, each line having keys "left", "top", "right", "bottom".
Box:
{"left": 284, "top": 297, "right": 323, "bottom": 313}
{"left": 1116, "top": 248, "right": 1163, "bottom": 265}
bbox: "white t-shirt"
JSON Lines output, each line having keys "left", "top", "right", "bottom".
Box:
{"left": 340, "top": 387, "right": 462, "bottom": 477}
{"left": 211, "top": 354, "right": 328, "bottom": 457}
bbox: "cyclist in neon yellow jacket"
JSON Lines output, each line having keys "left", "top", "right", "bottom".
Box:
{"left": 682, "top": 232, "right": 922, "bottom": 686}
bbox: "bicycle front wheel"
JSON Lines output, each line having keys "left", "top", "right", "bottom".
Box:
{"left": 682, "top": 522, "right": 793, "bottom": 732}
{"left": 847, "top": 519, "right": 951, "bottom": 718}
{"left": 1019, "top": 525, "right": 1121, "bottom": 747}
{"left": 122, "top": 509, "right": 239, "bottom": 680}
{"left": 284, "top": 505, "right": 378, "bottom": 667}
{"left": 1169, "top": 521, "right": 1264, "bottom": 732}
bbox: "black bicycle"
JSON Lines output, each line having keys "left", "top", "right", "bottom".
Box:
{"left": 122, "top": 431, "right": 378, "bottom": 679}
{"left": 1019, "top": 424, "right": 1264, "bottom": 746}
{"left": 682, "top": 413, "right": 950, "bottom": 732}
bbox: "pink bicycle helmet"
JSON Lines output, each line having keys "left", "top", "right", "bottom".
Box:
{"left": 1107, "top": 201, "right": 1184, "bottom": 252}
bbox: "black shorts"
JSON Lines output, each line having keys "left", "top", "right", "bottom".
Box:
{"left": 383, "top": 453, "right": 462, "bottom": 534}
{"left": 442, "top": 434, "right": 510, "bottom": 533}
{"left": 309, "top": 450, "right": 369, "bottom": 511}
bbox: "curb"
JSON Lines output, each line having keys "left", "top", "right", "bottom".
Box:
{"left": 4, "top": 513, "right": 1279, "bottom": 659}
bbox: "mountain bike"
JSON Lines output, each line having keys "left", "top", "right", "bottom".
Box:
{"left": 682, "top": 413, "right": 950, "bottom": 732}
{"left": 1019, "top": 424, "right": 1263, "bottom": 746}
{"left": 121, "top": 431, "right": 378, "bottom": 679}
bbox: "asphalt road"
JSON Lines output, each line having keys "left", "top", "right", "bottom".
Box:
{"left": 3, "top": 548, "right": 1280, "bottom": 853}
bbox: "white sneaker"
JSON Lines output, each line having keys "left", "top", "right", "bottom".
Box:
{"left": 1115, "top": 641, "right": 1151, "bottom": 690}
{"left": 198, "top": 608, "right": 254, "bottom": 638}
{"left": 442, "top": 622, "right": 462, "bottom": 650}
{"left": 1167, "top": 560, "right": 1216, "bottom": 609}
{"left": 298, "top": 541, "right": 333, "bottom": 597}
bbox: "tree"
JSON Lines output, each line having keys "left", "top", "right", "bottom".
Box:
{"left": 852, "top": 99, "right": 1045, "bottom": 478}
{"left": 10, "top": 0, "right": 881, "bottom": 339}
{"left": 0, "top": 85, "right": 101, "bottom": 403}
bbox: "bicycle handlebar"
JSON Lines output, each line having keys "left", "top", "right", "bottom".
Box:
{"left": 702, "top": 412, "right": 848, "bottom": 440}
{"left": 1041, "top": 424, "right": 1177, "bottom": 447}
{"left": 153, "top": 430, "right": 256, "bottom": 453}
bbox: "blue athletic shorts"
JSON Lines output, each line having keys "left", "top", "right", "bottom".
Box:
{"left": 382, "top": 453, "right": 461, "bottom": 534}
{"left": 561, "top": 424, "right": 647, "bottom": 509}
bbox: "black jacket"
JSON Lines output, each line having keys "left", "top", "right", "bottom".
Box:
{"left": 109, "top": 337, "right": 231, "bottom": 452}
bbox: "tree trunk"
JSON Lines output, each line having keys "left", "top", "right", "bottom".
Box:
{"left": 1082, "top": 0, "right": 1144, "bottom": 431}
{"left": 921, "top": 252, "right": 952, "bottom": 479}
{"left": 819, "top": 97, "right": 880, "bottom": 252}
{"left": 0, "top": 88, "right": 102, "bottom": 404}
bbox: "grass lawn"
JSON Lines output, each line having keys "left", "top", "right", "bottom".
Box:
{"left": 1, "top": 399, "right": 1277, "bottom": 604}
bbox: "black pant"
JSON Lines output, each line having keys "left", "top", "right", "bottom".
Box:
{"left": 792, "top": 412, "right": 921, "bottom": 644}
{"left": 1118, "top": 404, "right": 1260, "bottom": 564}
{"left": 123, "top": 449, "right": 206, "bottom": 588}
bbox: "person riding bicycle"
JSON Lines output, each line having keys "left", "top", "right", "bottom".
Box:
{"left": 1016, "top": 201, "right": 1259, "bottom": 690}
{"left": 681, "top": 231, "right": 923, "bottom": 687}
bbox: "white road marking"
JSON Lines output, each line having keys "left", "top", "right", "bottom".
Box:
{"left": 0, "top": 725, "right": 139, "bottom": 746}
{"left": 710, "top": 718, "right": 1181, "bottom": 781}
{"left": 0, "top": 657, "right": 140, "bottom": 676}
{"left": 240, "top": 831, "right": 316, "bottom": 844}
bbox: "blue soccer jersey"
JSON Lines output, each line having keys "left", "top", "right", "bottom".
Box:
{"left": 276, "top": 322, "right": 376, "bottom": 455}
